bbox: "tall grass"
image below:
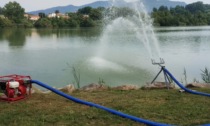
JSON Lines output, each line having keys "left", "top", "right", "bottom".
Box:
{"left": 98, "top": 78, "right": 105, "bottom": 85}
{"left": 72, "top": 66, "right": 81, "bottom": 89}
{"left": 183, "top": 67, "right": 188, "bottom": 85}
{"left": 201, "top": 67, "right": 210, "bottom": 83}
{"left": 65, "top": 63, "right": 81, "bottom": 89}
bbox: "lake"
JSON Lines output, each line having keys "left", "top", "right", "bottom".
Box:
{"left": 0, "top": 26, "right": 210, "bottom": 88}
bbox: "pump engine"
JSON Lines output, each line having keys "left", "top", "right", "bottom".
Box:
{"left": 0, "top": 75, "right": 32, "bottom": 102}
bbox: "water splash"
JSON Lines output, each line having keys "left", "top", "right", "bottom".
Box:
{"left": 132, "top": 1, "right": 161, "bottom": 59}
{"left": 98, "top": 0, "right": 161, "bottom": 60}
{"left": 88, "top": 57, "right": 127, "bottom": 72}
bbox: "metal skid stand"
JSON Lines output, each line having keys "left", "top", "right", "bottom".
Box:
{"left": 151, "top": 58, "right": 172, "bottom": 89}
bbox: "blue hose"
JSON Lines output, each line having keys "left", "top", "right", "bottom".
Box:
{"left": 31, "top": 80, "right": 169, "bottom": 126}
{"left": 163, "top": 67, "right": 210, "bottom": 97}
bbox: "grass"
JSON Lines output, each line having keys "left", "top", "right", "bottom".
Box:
{"left": 201, "top": 67, "right": 210, "bottom": 83}
{"left": 0, "top": 88, "right": 210, "bottom": 126}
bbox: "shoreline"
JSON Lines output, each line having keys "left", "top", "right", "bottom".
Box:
{"left": 32, "top": 82, "right": 210, "bottom": 94}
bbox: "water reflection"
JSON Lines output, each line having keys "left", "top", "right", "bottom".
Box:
{"left": 0, "top": 28, "right": 31, "bottom": 47}
{"left": 35, "top": 27, "right": 103, "bottom": 38}
{"left": 155, "top": 26, "right": 210, "bottom": 33}
{"left": 156, "top": 28, "right": 208, "bottom": 53}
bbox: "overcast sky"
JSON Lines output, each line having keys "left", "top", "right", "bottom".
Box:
{"left": 0, "top": 0, "right": 209, "bottom": 12}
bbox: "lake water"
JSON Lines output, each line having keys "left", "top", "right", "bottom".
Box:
{"left": 0, "top": 26, "right": 210, "bottom": 88}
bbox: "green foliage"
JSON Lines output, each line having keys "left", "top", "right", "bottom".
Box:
{"left": 2, "top": 1, "right": 25, "bottom": 24}
{"left": 66, "top": 19, "right": 78, "bottom": 27}
{"left": 21, "top": 18, "right": 33, "bottom": 28}
{"left": 0, "top": 7, "right": 3, "bottom": 15}
{"left": 80, "top": 18, "right": 95, "bottom": 27}
{"left": 50, "top": 17, "right": 78, "bottom": 28}
{"left": 0, "top": 18, "right": 13, "bottom": 28}
{"left": 34, "top": 18, "right": 52, "bottom": 28}
{"left": 78, "top": 6, "right": 92, "bottom": 15}
{"left": 152, "top": 2, "right": 210, "bottom": 26}
{"left": 186, "top": 1, "right": 205, "bottom": 13}
{"left": 98, "top": 78, "right": 105, "bottom": 85}
{"left": 38, "top": 12, "right": 46, "bottom": 18}
{"left": 89, "top": 8, "right": 103, "bottom": 20}
{"left": 33, "top": 6, "right": 104, "bottom": 28}
{"left": 72, "top": 66, "right": 81, "bottom": 89}
{"left": 1, "top": 89, "right": 210, "bottom": 125}
{"left": 57, "top": 18, "right": 66, "bottom": 27}
{"left": 158, "top": 6, "right": 169, "bottom": 11}
{"left": 2, "top": 1, "right": 210, "bottom": 28}
{"left": 50, "top": 18, "right": 58, "bottom": 27}
{"left": 201, "top": 67, "right": 210, "bottom": 83}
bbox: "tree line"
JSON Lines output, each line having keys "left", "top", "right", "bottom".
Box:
{"left": 0, "top": 1, "right": 210, "bottom": 28}
{"left": 34, "top": 6, "right": 107, "bottom": 28}
{"left": 152, "top": 1, "right": 210, "bottom": 26}
{"left": 0, "top": 2, "right": 106, "bottom": 28}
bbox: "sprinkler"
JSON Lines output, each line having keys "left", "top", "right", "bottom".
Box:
{"left": 151, "top": 58, "right": 172, "bottom": 89}
{"left": 151, "top": 58, "right": 165, "bottom": 67}
{"left": 0, "top": 75, "right": 32, "bottom": 102}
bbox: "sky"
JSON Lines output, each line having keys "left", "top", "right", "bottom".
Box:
{"left": 0, "top": 0, "right": 210, "bottom": 12}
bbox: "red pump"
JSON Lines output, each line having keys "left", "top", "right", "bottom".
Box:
{"left": 0, "top": 75, "right": 32, "bottom": 102}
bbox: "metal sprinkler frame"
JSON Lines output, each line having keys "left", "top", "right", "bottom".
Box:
{"left": 151, "top": 58, "right": 172, "bottom": 89}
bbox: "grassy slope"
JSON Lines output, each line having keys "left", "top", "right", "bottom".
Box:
{"left": 0, "top": 88, "right": 210, "bottom": 126}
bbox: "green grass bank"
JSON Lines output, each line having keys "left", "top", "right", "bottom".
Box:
{"left": 0, "top": 88, "right": 210, "bottom": 126}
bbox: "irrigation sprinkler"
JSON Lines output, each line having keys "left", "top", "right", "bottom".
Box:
{"left": 151, "top": 58, "right": 172, "bottom": 89}
{"left": 151, "top": 58, "right": 165, "bottom": 67}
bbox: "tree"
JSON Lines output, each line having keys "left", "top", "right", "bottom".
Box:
{"left": 0, "top": 7, "right": 3, "bottom": 15}
{"left": 158, "top": 6, "right": 168, "bottom": 11}
{"left": 68, "top": 12, "right": 82, "bottom": 23}
{"left": 67, "top": 13, "right": 80, "bottom": 27}
{"left": 0, "top": 18, "right": 13, "bottom": 28}
{"left": 55, "top": 10, "right": 60, "bottom": 17}
{"left": 3, "top": 1, "right": 25, "bottom": 24}
{"left": 68, "top": 12, "right": 78, "bottom": 19}
{"left": 34, "top": 18, "right": 52, "bottom": 28}
{"left": 89, "top": 8, "right": 103, "bottom": 20}
{"left": 78, "top": 6, "right": 92, "bottom": 15}
{"left": 153, "top": 8, "right": 158, "bottom": 12}
{"left": 39, "top": 12, "right": 46, "bottom": 18}
{"left": 151, "top": 2, "right": 210, "bottom": 26}
{"left": 55, "top": 10, "right": 60, "bottom": 14}
{"left": 66, "top": 19, "right": 78, "bottom": 27}
{"left": 186, "top": 2, "right": 205, "bottom": 13}
{"left": 80, "top": 18, "right": 95, "bottom": 27}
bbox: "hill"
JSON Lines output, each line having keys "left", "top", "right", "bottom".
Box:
{"left": 28, "top": 0, "right": 186, "bottom": 15}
